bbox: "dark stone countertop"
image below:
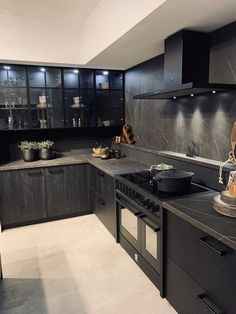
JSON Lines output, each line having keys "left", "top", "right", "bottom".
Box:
{"left": 164, "top": 191, "right": 236, "bottom": 250}
{"left": 86, "top": 155, "right": 147, "bottom": 177}
{"left": 0, "top": 155, "right": 87, "bottom": 171}
{"left": 0, "top": 154, "right": 147, "bottom": 177}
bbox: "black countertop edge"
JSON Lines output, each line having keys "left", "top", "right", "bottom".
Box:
{"left": 121, "top": 143, "right": 236, "bottom": 172}
{"left": 163, "top": 192, "right": 236, "bottom": 251}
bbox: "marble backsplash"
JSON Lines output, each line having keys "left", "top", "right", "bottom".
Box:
{"left": 125, "top": 22, "right": 236, "bottom": 162}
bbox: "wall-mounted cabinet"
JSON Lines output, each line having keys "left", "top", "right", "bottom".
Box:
{"left": 0, "top": 64, "right": 124, "bottom": 130}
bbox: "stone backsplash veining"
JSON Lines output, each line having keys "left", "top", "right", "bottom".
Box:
{"left": 125, "top": 22, "right": 236, "bottom": 162}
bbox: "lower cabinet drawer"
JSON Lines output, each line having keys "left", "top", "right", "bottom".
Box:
{"left": 166, "top": 257, "right": 229, "bottom": 314}
{"left": 166, "top": 211, "right": 236, "bottom": 312}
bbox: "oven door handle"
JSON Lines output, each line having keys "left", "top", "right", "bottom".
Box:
{"left": 116, "top": 193, "right": 142, "bottom": 216}
{"left": 141, "top": 216, "right": 160, "bottom": 232}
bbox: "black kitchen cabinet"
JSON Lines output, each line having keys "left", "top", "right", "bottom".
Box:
{"left": 0, "top": 164, "right": 89, "bottom": 228}
{"left": 95, "top": 70, "right": 124, "bottom": 127}
{"left": 88, "top": 165, "right": 116, "bottom": 238}
{"left": 28, "top": 66, "right": 63, "bottom": 129}
{"left": 45, "top": 165, "right": 87, "bottom": 218}
{"left": 165, "top": 210, "right": 236, "bottom": 314}
{"left": 0, "top": 169, "right": 47, "bottom": 227}
{"left": 63, "top": 68, "right": 96, "bottom": 128}
{"left": 0, "top": 65, "right": 29, "bottom": 130}
{"left": 0, "top": 64, "right": 124, "bottom": 130}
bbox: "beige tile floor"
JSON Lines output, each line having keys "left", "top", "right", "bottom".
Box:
{"left": 0, "top": 214, "right": 177, "bottom": 314}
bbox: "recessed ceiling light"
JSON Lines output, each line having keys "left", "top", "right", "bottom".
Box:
{"left": 212, "top": 90, "right": 216, "bottom": 94}
{"left": 40, "top": 67, "right": 45, "bottom": 72}
{"left": 103, "top": 71, "right": 109, "bottom": 75}
{"left": 4, "top": 66, "right": 10, "bottom": 70}
{"left": 73, "top": 69, "right": 79, "bottom": 73}
{"left": 173, "top": 96, "right": 176, "bottom": 99}
{"left": 190, "top": 93, "right": 194, "bottom": 97}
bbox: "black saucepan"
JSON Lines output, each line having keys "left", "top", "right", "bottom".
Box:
{"left": 152, "top": 169, "right": 194, "bottom": 194}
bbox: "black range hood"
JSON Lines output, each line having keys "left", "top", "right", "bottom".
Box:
{"left": 134, "top": 30, "right": 236, "bottom": 100}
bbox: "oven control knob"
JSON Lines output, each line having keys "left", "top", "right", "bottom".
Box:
{"left": 131, "top": 190, "right": 136, "bottom": 199}
{"left": 143, "top": 197, "right": 150, "bottom": 208}
{"left": 153, "top": 204, "right": 160, "bottom": 212}
{"left": 122, "top": 184, "right": 126, "bottom": 193}
{"left": 150, "top": 201, "right": 155, "bottom": 210}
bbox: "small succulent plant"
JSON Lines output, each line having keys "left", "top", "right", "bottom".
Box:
{"left": 38, "top": 140, "right": 54, "bottom": 149}
{"left": 18, "top": 141, "right": 39, "bottom": 151}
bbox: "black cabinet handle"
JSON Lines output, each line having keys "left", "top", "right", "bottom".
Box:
{"left": 196, "top": 295, "right": 224, "bottom": 314}
{"left": 199, "top": 237, "right": 226, "bottom": 256}
{"left": 141, "top": 216, "right": 160, "bottom": 232}
{"left": 48, "top": 168, "right": 64, "bottom": 175}
{"left": 27, "top": 170, "right": 42, "bottom": 176}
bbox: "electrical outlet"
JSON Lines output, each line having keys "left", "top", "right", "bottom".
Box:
{"left": 134, "top": 253, "right": 138, "bottom": 263}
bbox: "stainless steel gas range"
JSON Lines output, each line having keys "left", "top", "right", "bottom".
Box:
{"left": 115, "top": 170, "right": 210, "bottom": 297}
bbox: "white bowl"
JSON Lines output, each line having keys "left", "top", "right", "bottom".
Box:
{"left": 102, "top": 120, "right": 110, "bottom": 127}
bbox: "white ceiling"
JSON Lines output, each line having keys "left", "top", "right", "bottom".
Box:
{"left": 0, "top": 0, "right": 101, "bottom": 23}
{"left": 1, "top": 0, "right": 236, "bottom": 69}
{"left": 87, "top": 0, "right": 236, "bottom": 69}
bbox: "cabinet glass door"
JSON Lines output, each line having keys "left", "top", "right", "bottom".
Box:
{"left": 110, "top": 71, "right": 123, "bottom": 90}
{"left": 80, "top": 69, "right": 94, "bottom": 89}
{"left": 0, "top": 65, "right": 28, "bottom": 129}
{"left": 95, "top": 70, "right": 109, "bottom": 90}
{"left": 63, "top": 69, "right": 79, "bottom": 88}
{"left": 45, "top": 68, "right": 61, "bottom": 88}
{"left": 28, "top": 66, "right": 63, "bottom": 128}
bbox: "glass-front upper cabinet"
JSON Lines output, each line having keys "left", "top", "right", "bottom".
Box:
{"left": 63, "top": 68, "right": 95, "bottom": 128}
{"left": 0, "top": 64, "right": 124, "bottom": 130}
{"left": 0, "top": 65, "right": 28, "bottom": 129}
{"left": 28, "top": 66, "right": 63, "bottom": 128}
{"left": 95, "top": 70, "right": 124, "bottom": 127}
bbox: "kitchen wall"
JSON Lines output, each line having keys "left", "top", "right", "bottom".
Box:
{"left": 0, "top": 128, "right": 118, "bottom": 162}
{"left": 125, "top": 22, "right": 236, "bottom": 161}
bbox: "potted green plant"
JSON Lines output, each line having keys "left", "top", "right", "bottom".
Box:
{"left": 38, "top": 140, "right": 54, "bottom": 160}
{"left": 18, "top": 141, "right": 39, "bottom": 162}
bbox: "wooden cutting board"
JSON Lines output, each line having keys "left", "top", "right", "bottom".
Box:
{"left": 213, "top": 194, "right": 236, "bottom": 218}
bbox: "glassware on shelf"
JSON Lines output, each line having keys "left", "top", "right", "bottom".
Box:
{"left": 8, "top": 116, "right": 14, "bottom": 129}
{"left": 39, "top": 119, "right": 47, "bottom": 128}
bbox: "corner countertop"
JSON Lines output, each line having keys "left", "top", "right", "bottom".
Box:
{"left": 164, "top": 191, "right": 236, "bottom": 250}
{"left": 86, "top": 155, "right": 147, "bottom": 177}
{"left": 0, "top": 154, "right": 147, "bottom": 177}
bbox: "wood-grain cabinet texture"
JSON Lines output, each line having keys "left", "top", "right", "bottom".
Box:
{"left": 165, "top": 210, "right": 236, "bottom": 314}
{"left": 0, "top": 164, "right": 88, "bottom": 228}
{"left": 88, "top": 165, "right": 116, "bottom": 238}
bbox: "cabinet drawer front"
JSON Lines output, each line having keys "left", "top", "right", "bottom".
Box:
{"left": 166, "top": 211, "right": 236, "bottom": 313}
{"left": 166, "top": 257, "right": 228, "bottom": 314}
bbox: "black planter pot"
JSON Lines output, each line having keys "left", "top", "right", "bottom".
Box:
{"left": 39, "top": 148, "right": 52, "bottom": 160}
{"left": 22, "top": 149, "right": 36, "bottom": 162}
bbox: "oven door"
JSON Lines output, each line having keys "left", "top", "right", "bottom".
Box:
{"left": 141, "top": 215, "right": 161, "bottom": 273}
{"left": 117, "top": 197, "right": 142, "bottom": 252}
